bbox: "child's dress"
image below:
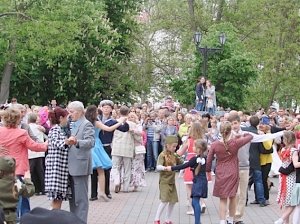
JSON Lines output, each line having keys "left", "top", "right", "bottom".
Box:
{"left": 157, "top": 150, "right": 183, "bottom": 203}
{"left": 277, "top": 147, "right": 297, "bottom": 207}
{"left": 171, "top": 155, "right": 208, "bottom": 199}
{"left": 183, "top": 138, "right": 196, "bottom": 184}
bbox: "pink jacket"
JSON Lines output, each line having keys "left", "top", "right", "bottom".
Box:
{"left": 0, "top": 127, "right": 47, "bottom": 175}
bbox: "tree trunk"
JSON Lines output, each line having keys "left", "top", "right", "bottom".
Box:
{"left": 216, "top": 0, "right": 225, "bottom": 22}
{"left": 0, "top": 62, "right": 14, "bottom": 104}
{"left": 187, "top": 0, "right": 196, "bottom": 32}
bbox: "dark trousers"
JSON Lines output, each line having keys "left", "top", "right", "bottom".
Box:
{"left": 261, "top": 163, "right": 271, "bottom": 200}
{"left": 90, "top": 145, "right": 112, "bottom": 198}
{"left": 29, "top": 157, "right": 45, "bottom": 193}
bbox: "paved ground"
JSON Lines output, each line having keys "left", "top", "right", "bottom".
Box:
{"left": 31, "top": 172, "right": 282, "bottom": 224}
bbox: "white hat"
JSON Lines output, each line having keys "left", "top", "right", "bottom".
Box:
{"left": 99, "top": 100, "right": 114, "bottom": 108}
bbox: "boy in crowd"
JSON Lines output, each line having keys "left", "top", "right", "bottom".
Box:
{"left": 0, "top": 156, "right": 35, "bottom": 224}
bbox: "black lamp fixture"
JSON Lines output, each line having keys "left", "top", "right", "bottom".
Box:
{"left": 194, "top": 31, "right": 226, "bottom": 77}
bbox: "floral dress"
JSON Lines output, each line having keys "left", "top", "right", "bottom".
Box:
{"left": 277, "top": 147, "right": 297, "bottom": 207}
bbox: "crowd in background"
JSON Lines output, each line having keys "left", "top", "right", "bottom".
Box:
{"left": 1, "top": 95, "right": 300, "bottom": 224}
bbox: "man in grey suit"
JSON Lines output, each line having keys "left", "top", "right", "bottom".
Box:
{"left": 66, "top": 101, "right": 95, "bottom": 224}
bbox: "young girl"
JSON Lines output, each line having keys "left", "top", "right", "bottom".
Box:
{"left": 167, "top": 139, "right": 208, "bottom": 224}
{"left": 206, "top": 121, "right": 253, "bottom": 224}
{"left": 154, "top": 135, "right": 184, "bottom": 224}
{"left": 85, "top": 105, "right": 127, "bottom": 201}
{"left": 176, "top": 122, "right": 205, "bottom": 214}
{"left": 275, "top": 131, "right": 297, "bottom": 224}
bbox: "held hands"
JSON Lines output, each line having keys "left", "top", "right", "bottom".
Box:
{"left": 165, "top": 166, "right": 172, "bottom": 171}
{"left": 65, "top": 136, "right": 77, "bottom": 145}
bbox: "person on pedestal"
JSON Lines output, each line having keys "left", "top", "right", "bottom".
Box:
{"left": 195, "top": 76, "right": 206, "bottom": 111}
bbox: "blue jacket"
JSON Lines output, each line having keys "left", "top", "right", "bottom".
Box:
{"left": 98, "top": 117, "right": 129, "bottom": 145}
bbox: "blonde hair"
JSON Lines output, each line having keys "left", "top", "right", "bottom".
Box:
{"left": 220, "top": 121, "right": 232, "bottom": 155}
{"left": 189, "top": 122, "right": 204, "bottom": 139}
{"left": 0, "top": 108, "right": 21, "bottom": 128}
{"left": 194, "top": 139, "right": 208, "bottom": 176}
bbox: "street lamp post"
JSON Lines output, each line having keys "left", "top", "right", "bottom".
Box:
{"left": 193, "top": 32, "right": 226, "bottom": 77}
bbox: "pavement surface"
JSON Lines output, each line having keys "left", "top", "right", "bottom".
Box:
{"left": 31, "top": 172, "right": 283, "bottom": 224}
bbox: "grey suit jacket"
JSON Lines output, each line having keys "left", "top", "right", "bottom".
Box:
{"left": 68, "top": 117, "right": 95, "bottom": 176}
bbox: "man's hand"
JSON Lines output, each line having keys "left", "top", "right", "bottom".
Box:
{"left": 66, "top": 136, "right": 77, "bottom": 145}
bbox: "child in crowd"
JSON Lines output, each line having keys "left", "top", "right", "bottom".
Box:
{"left": 176, "top": 122, "right": 205, "bottom": 215}
{"left": 0, "top": 156, "right": 35, "bottom": 224}
{"left": 167, "top": 139, "right": 208, "bottom": 224}
{"left": 154, "top": 135, "right": 183, "bottom": 224}
{"left": 275, "top": 131, "right": 297, "bottom": 224}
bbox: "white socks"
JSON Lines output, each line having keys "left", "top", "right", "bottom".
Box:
{"left": 220, "top": 220, "right": 226, "bottom": 224}
{"left": 154, "top": 202, "right": 175, "bottom": 222}
{"left": 155, "top": 202, "right": 167, "bottom": 221}
{"left": 166, "top": 203, "right": 175, "bottom": 221}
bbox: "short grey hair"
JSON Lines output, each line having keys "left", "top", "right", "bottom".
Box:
{"left": 10, "top": 103, "right": 25, "bottom": 111}
{"left": 27, "top": 112, "right": 37, "bottom": 123}
{"left": 68, "top": 101, "right": 84, "bottom": 112}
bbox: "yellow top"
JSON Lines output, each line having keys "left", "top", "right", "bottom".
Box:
{"left": 260, "top": 139, "right": 273, "bottom": 165}
{"left": 178, "top": 123, "right": 190, "bottom": 138}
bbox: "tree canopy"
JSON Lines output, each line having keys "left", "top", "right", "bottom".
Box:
{"left": 1, "top": 0, "right": 299, "bottom": 110}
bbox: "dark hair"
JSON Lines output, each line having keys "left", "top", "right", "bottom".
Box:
{"left": 202, "top": 113, "right": 211, "bottom": 120}
{"left": 48, "top": 107, "right": 68, "bottom": 125}
{"left": 85, "top": 105, "right": 98, "bottom": 125}
{"left": 249, "top": 116, "right": 260, "bottom": 127}
{"left": 119, "top": 106, "right": 130, "bottom": 116}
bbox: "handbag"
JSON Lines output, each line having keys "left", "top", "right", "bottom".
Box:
{"left": 207, "top": 98, "right": 213, "bottom": 108}
{"left": 135, "top": 145, "right": 146, "bottom": 154}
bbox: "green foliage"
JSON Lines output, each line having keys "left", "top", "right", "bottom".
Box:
{"left": 170, "top": 22, "right": 258, "bottom": 109}
{"left": 0, "top": 0, "right": 143, "bottom": 105}
{"left": 225, "top": 0, "right": 300, "bottom": 109}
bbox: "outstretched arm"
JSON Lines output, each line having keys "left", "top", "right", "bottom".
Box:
{"left": 171, "top": 157, "right": 197, "bottom": 171}
{"left": 95, "top": 117, "right": 126, "bottom": 132}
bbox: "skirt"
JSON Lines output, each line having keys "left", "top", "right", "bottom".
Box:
{"left": 291, "top": 183, "right": 300, "bottom": 206}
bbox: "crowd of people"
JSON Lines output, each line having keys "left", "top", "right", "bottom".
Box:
{"left": 0, "top": 95, "right": 300, "bottom": 224}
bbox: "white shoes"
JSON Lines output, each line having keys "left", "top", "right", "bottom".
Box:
{"left": 274, "top": 218, "right": 283, "bottom": 224}
{"left": 186, "top": 210, "right": 194, "bottom": 215}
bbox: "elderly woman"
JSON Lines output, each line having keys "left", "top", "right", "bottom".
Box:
{"left": 45, "top": 107, "right": 70, "bottom": 209}
{"left": 0, "top": 107, "right": 48, "bottom": 218}
{"left": 0, "top": 107, "right": 48, "bottom": 171}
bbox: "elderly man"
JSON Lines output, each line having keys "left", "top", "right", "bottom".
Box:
{"left": 66, "top": 101, "right": 95, "bottom": 224}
